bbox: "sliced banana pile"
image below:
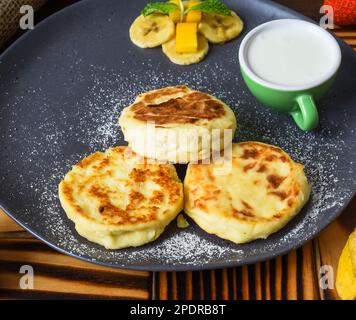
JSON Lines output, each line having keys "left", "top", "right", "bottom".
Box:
{"left": 129, "top": 14, "right": 175, "bottom": 48}
{"left": 199, "top": 11, "right": 244, "bottom": 44}
{"left": 129, "top": 2, "right": 244, "bottom": 65}
{"left": 162, "top": 34, "right": 209, "bottom": 65}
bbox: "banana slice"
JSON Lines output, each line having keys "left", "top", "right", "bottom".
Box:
{"left": 129, "top": 14, "right": 175, "bottom": 48}
{"left": 198, "top": 11, "right": 243, "bottom": 44}
{"left": 162, "top": 34, "right": 209, "bottom": 65}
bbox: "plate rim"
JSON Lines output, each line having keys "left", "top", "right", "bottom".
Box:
{"left": 0, "top": 0, "right": 355, "bottom": 271}
{"left": 1, "top": 192, "right": 355, "bottom": 271}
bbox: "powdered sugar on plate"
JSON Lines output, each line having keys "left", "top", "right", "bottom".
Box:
{"left": 0, "top": 0, "right": 355, "bottom": 269}
{"left": 1, "top": 59, "right": 352, "bottom": 269}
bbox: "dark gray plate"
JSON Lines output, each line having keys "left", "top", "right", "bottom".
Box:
{"left": 0, "top": 0, "right": 355, "bottom": 271}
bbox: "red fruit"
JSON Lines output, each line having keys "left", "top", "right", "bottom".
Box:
{"left": 324, "top": 0, "right": 356, "bottom": 25}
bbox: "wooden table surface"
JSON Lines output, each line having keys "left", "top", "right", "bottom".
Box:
{"left": 0, "top": 0, "right": 355, "bottom": 300}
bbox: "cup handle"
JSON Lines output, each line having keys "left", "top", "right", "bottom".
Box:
{"left": 290, "top": 95, "right": 319, "bottom": 131}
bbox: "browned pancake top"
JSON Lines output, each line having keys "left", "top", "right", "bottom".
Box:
{"left": 131, "top": 86, "right": 226, "bottom": 125}
{"left": 60, "top": 147, "right": 183, "bottom": 226}
{"left": 184, "top": 142, "right": 306, "bottom": 223}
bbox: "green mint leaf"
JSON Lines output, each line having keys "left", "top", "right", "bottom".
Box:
{"left": 185, "top": 0, "right": 231, "bottom": 16}
{"left": 141, "top": 2, "right": 179, "bottom": 16}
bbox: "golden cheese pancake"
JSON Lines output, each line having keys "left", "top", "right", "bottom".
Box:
{"left": 184, "top": 142, "right": 311, "bottom": 244}
{"left": 119, "top": 86, "right": 237, "bottom": 163}
{"left": 58, "top": 146, "right": 183, "bottom": 249}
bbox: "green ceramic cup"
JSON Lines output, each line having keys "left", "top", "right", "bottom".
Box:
{"left": 238, "top": 19, "right": 341, "bottom": 131}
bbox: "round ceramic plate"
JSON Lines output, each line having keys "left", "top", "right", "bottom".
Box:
{"left": 0, "top": 0, "right": 355, "bottom": 271}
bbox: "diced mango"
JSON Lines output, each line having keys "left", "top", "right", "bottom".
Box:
{"left": 169, "top": 0, "right": 182, "bottom": 23}
{"left": 175, "top": 22, "right": 198, "bottom": 53}
{"left": 185, "top": 1, "right": 202, "bottom": 23}
{"left": 169, "top": 10, "right": 181, "bottom": 23}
